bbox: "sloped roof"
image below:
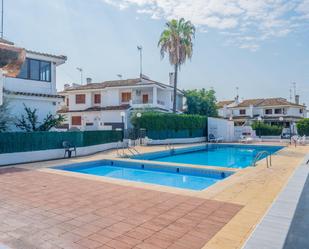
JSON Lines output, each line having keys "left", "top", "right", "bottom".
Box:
{"left": 26, "top": 49, "right": 67, "bottom": 61}
{"left": 217, "top": 100, "right": 234, "bottom": 108}
{"left": 58, "top": 104, "right": 130, "bottom": 113}
{"left": 61, "top": 77, "right": 184, "bottom": 94}
{"left": 4, "top": 89, "right": 64, "bottom": 99}
{"left": 235, "top": 98, "right": 305, "bottom": 108}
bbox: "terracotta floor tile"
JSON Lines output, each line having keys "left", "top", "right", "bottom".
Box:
{"left": 0, "top": 168, "right": 242, "bottom": 249}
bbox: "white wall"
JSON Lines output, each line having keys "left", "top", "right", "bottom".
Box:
{"left": 208, "top": 117, "right": 235, "bottom": 141}
{"left": 6, "top": 95, "right": 62, "bottom": 131}
{"left": 0, "top": 141, "right": 122, "bottom": 166}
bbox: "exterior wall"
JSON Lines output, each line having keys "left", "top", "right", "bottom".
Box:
{"left": 6, "top": 95, "right": 62, "bottom": 131}
{"left": 208, "top": 117, "right": 235, "bottom": 142}
{"left": 66, "top": 109, "right": 129, "bottom": 131}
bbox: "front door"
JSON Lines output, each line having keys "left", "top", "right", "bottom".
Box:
{"left": 142, "top": 94, "right": 149, "bottom": 104}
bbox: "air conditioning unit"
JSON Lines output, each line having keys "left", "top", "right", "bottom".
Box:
{"left": 135, "top": 90, "right": 141, "bottom": 96}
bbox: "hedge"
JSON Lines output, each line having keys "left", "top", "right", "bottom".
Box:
{"left": 251, "top": 122, "right": 282, "bottom": 136}
{"left": 297, "top": 119, "right": 309, "bottom": 136}
{"left": 131, "top": 112, "right": 207, "bottom": 131}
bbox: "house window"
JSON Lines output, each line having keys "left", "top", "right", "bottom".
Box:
{"left": 66, "top": 97, "right": 69, "bottom": 106}
{"left": 300, "top": 109, "right": 303, "bottom": 114}
{"left": 76, "top": 94, "right": 86, "bottom": 104}
{"left": 94, "top": 94, "right": 101, "bottom": 104}
{"left": 274, "top": 108, "right": 282, "bottom": 114}
{"left": 265, "top": 109, "right": 272, "bottom": 115}
{"left": 239, "top": 109, "right": 246, "bottom": 115}
{"left": 71, "top": 116, "right": 81, "bottom": 125}
{"left": 121, "top": 92, "right": 131, "bottom": 102}
{"left": 142, "top": 94, "right": 149, "bottom": 104}
{"left": 17, "top": 58, "right": 51, "bottom": 82}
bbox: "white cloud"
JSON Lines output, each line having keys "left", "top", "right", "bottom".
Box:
{"left": 102, "top": 0, "right": 309, "bottom": 50}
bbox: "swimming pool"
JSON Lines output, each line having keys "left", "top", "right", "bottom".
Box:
{"left": 132, "top": 144, "right": 284, "bottom": 168}
{"left": 55, "top": 160, "right": 233, "bottom": 191}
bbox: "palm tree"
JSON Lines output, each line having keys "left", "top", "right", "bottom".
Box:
{"left": 158, "top": 18, "right": 195, "bottom": 113}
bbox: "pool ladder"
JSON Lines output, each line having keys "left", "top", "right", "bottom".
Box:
{"left": 166, "top": 143, "right": 175, "bottom": 154}
{"left": 252, "top": 151, "right": 272, "bottom": 168}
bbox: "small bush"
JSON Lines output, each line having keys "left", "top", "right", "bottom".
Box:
{"left": 131, "top": 111, "right": 207, "bottom": 131}
{"left": 251, "top": 122, "right": 282, "bottom": 136}
{"left": 297, "top": 119, "right": 309, "bottom": 136}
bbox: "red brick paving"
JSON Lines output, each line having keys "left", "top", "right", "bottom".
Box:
{"left": 0, "top": 168, "right": 242, "bottom": 249}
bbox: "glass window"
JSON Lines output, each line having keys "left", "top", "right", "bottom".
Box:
{"left": 17, "top": 59, "right": 29, "bottom": 79}
{"left": 274, "top": 108, "right": 282, "bottom": 114}
{"left": 40, "top": 61, "right": 51, "bottom": 81}
{"left": 121, "top": 92, "right": 131, "bottom": 102}
{"left": 29, "top": 59, "right": 40, "bottom": 81}
{"left": 76, "top": 94, "right": 86, "bottom": 104}
{"left": 16, "top": 58, "right": 51, "bottom": 82}
{"left": 239, "top": 109, "right": 246, "bottom": 115}
{"left": 265, "top": 109, "right": 272, "bottom": 114}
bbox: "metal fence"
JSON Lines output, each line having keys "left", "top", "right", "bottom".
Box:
{"left": 0, "top": 130, "right": 122, "bottom": 154}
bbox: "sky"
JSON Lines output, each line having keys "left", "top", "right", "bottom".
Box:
{"left": 4, "top": 0, "right": 309, "bottom": 105}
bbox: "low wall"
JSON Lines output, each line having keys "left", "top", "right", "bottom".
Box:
{"left": 0, "top": 141, "right": 121, "bottom": 166}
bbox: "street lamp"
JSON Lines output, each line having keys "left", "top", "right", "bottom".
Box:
{"left": 257, "top": 116, "right": 262, "bottom": 138}
{"left": 76, "top": 67, "right": 83, "bottom": 85}
{"left": 136, "top": 112, "right": 142, "bottom": 143}
{"left": 120, "top": 112, "right": 125, "bottom": 141}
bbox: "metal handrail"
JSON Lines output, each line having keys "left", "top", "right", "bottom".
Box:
{"left": 252, "top": 151, "right": 272, "bottom": 168}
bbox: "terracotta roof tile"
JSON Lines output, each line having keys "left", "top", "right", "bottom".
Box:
{"left": 58, "top": 104, "right": 130, "bottom": 113}
{"left": 4, "top": 89, "right": 64, "bottom": 99}
{"left": 235, "top": 98, "right": 305, "bottom": 108}
{"left": 217, "top": 100, "right": 234, "bottom": 108}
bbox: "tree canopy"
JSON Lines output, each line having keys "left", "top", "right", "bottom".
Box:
{"left": 184, "top": 88, "right": 218, "bottom": 117}
{"left": 158, "top": 18, "right": 195, "bottom": 113}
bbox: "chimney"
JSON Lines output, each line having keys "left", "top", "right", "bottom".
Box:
{"left": 295, "top": 94, "right": 300, "bottom": 105}
{"left": 169, "top": 72, "right": 175, "bottom": 86}
{"left": 86, "top": 77, "right": 92, "bottom": 84}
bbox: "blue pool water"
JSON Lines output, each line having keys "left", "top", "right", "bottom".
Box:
{"left": 56, "top": 160, "right": 232, "bottom": 191}
{"left": 134, "top": 144, "right": 284, "bottom": 168}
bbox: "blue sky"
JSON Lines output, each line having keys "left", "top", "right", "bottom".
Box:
{"left": 5, "top": 0, "right": 309, "bottom": 105}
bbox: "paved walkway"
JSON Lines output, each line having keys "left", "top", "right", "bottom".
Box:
{"left": 0, "top": 167, "right": 242, "bottom": 249}
{"left": 283, "top": 173, "right": 309, "bottom": 248}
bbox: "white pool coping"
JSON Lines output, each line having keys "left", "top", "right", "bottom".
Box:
{"left": 242, "top": 153, "right": 309, "bottom": 249}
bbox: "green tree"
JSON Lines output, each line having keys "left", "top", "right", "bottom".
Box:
{"left": 158, "top": 18, "right": 195, "bottom": 113}
{"left": 185, "top": 88, "right": 218, "bottom": 117}
{"left": 15, "top": 104, "right": 65, "bottom": 132}
{"left": 297, "top": 118, "right": 309, "bottom": 136}
{"left": 0, "top": 98, "right": 13, "bottom": 132}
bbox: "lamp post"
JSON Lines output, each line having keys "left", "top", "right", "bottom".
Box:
{"left": 76, "top": 67, "right": 83, "bottom": 85}
{"left": 137, "top": 45, "right": 143, "bottom": 77}
{"left": 257, "top": 116, "right": 262, "bottom": 138}
{"left": 120, "top": 112, "right": 125, "bottom": 142}
{"left": 136, "top": 112, "right": 142, "bottom": 143}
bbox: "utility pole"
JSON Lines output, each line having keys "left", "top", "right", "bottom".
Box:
{"left": 1, "top": 0, "right": 4, "bottom": 38}
{"left": 137, "top": 45, "right": 143, "bottom": 78}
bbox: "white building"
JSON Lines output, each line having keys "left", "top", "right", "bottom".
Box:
{"left": 58, "top": 76, "right": 185, "bottom": 130}
{"left": 0, "top": 38, "right": 67, "bottom": 130}
{"left": 218, "top": 96, "right": 307, "bottom": 127}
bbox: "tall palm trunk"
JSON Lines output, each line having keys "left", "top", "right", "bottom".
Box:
{"left": 173, "top": 63, "right": 178, "bottom": 113}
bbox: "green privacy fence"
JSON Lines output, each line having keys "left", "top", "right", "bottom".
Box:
{"left": 146, "top": 129, "right": 206, "bottom": 140}
{"left": 0, "top": 130, "right": 122, "bottom": 154}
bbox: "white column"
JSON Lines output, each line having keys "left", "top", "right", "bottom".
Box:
{"left": 153, "top": 86, "right": 157, "bottom": 106}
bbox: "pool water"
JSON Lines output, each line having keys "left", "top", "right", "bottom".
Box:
{"left": 135, "top": 144, "right": 284, "bottom": 168}
{"left": 56, "top": 160, "right": 232, "bottom": 191}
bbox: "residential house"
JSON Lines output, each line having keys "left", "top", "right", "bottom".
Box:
{"left": 58, "top": 76, "right": 185, "bottom": 130}
{"left": 0, "top": 38, "right": 67, "bottom": 130}
{"left": 218, "top": 96, "right": 307, "bottom": 127}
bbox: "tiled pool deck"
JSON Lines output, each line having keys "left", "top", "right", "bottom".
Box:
{"left": 0, "top": 143, "right": 308, "bottom": 249}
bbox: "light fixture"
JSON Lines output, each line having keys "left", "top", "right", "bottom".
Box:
{"left": 136, "top": 112, "right": 142, "bottom": 118}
